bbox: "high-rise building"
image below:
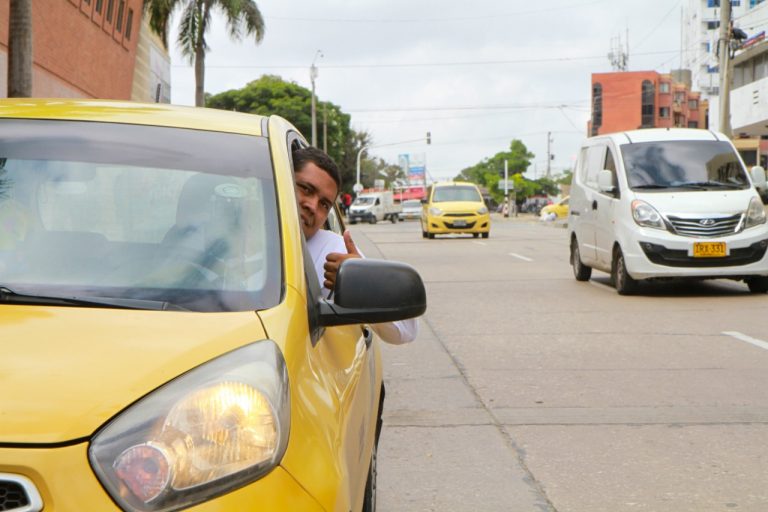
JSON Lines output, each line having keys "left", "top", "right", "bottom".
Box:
{"left": 588, "top": 71, "right": 707, "bottom": 136}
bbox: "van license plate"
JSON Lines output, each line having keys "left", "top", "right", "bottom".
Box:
{"left": 693, "top": 242, "right": 726, "bottom": 258}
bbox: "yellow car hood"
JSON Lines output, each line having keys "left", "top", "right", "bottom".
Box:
{"left": 0, "top": 305, "right": 267, "bottom": 444}
{"left": 433, "top": 201, "right": 485, "bottom": 213}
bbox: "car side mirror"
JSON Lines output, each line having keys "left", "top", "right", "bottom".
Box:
{"left": 751, "top": 165, "right": 767, "bottom": 190}
{"left": 597, "top": 169, "right": 615, "bottom": 193}
{"left": 319, "top": 259, "right": 426, "bottom": 327}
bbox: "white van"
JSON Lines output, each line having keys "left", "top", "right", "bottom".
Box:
{"left": 568, "top": 128, "right": 768, "bottom": 294}
{"left": 348, "top": 190, "right": 401, "bottom": 224}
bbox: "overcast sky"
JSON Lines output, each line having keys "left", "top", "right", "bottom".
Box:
{"left": 169, "top": 0, "right": 683, "bottom": 182}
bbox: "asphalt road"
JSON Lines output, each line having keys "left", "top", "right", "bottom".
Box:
{"left": 349, "top": 213, "right": 768, "bottom": 512}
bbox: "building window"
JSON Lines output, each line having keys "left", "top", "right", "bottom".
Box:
{"left": 733, "top": 0, "right": 741, "bottom": 5}
{"left": 116, "top": 0, "right": 125, "bottom": 32}
{"left": 707, "top": 21, "right": 720, "bottom": 30}
{"left": 592, "top": 83, "right": 602, "bottom": 136}
{"left": 704, "top": 42, "right": 711, "bottom": 53}
{"left": 659, "top": 107, "right": 671, "bottom": 118}
{"left": 707, "top": 0, "right": 719, "bottom": 6}
{"left": 674, "top": 92, "right": 685, "bottom": 103}
{"left": 106, "top": 0, "right": 114, "bottom": 22}
{"left": 689, "top": 99, "right": 698, "bottom": 109}
{"left": 95, "top": 0, "right": 103, "bottom": 13}
{"left": 641, "top": 80, "right": 655, "bottom": 128}
{"left": 125, "top": 8, "right": 134, "bottom": 40}
{"left": 707, "top": 65, "right": 719, "bottom": 73}
{"left": 660, "top": 82, "right": 670, "bottom": 93}
{"left": 688, "top": 121, "right": 699, "bottom": 128}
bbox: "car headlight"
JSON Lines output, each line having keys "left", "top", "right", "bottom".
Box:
{"left": 477, "top": 206, "right": 488, "bottom": 215}
{"left": 428, "top": 207, "right": 443, "bottom": 216}
{"left": 89, "top": 341, "right": 290, "bottom": 512}
{"left": 745, "top": 196, "right": 767, "bottom": 228}
{"left": 631, "top": 200, "right": 665, "bottom": 230}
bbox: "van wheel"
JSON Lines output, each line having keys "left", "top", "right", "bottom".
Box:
{"left": 571, "top": 238, "right": 592, "bottom": 281}
{"left": 747, "top": 276, "right": 768, "bottom": 293}
{"left": 390, "top": 215, "right": 397, "bottom": 223}
{"left": 613, "top": 248, "right": 638, "bottom": 295}
{"left": 369, "top": 218, "right": 377, "bottom": 225}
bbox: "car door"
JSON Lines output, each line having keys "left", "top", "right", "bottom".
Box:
{"left": 595, "top": 144, "right": 621, "bottom": 270}
{"left": 311, "top": 205, "right": 381, "bottom": 510}
{"left": 571, "top": 146, "right": 598, "bottom": 265}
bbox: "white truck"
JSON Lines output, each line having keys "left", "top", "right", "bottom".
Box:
{"left": 348, "top": 190, "right": 402, "bottom": 224}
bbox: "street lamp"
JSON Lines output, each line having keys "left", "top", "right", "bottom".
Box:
{"left": 310, "top": 50, "right": 323, "bottom": 147}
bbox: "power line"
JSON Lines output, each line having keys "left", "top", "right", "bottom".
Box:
{"left": 171, "top": 50, "right": 679, "bottom": 70}
{"left": 263, "top": 0, "right": 610, "bottom": 24}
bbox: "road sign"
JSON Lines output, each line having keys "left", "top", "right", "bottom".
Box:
{"left": 497, "top": 180, "right": 514, "bottom": 191}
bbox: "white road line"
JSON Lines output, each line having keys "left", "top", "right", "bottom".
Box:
{"left": 723, "top": 331, "right": 768, "bottom": 351}
{"left": 473, "top": 241, "right": 487, "bottom": 246}
{"left": 508, "top": 252, "right": 533, "bottom": 262}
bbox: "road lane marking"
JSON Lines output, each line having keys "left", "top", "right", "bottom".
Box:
{"left": 508, "top": 252, "right": 532, "bottom": 261}
{"left": 473, "top": 241, "right": 487, "bottom": 246}
{"left": 723, "top": 331, "right": 768, "bottom": 351}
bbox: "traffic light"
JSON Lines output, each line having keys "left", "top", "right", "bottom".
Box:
{"left": 426, "top": 132, "right": 431, "bottom": 145}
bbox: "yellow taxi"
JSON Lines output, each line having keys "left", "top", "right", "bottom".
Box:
{"left": 539, "top": 196, "right": 569, "bottom": 219}
{"left": 420, "top": 181, "right": 490, "bottom": 238}
{"left": 0, "top": 99, "right": 425, "bottom": 512}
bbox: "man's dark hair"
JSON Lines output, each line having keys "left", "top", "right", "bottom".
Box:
{"left": 293, "top": 147, "right": 341, "bottom": 193}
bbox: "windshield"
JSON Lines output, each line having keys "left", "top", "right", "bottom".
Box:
{"left": 622, "top": 140, "right": 750, "bottom": 190}
{"left": 353, "top": 196, "right": 375, "bottom": 206}
{"left": 432, "top": 186, "right": 482, "bottom": 202}
{"left": 0, "top": 119, "right": 280, "bottom": 312}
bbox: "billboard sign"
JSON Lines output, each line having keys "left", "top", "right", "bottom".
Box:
{"left": 399, "top": 152, "right": 426, "bottom": 186}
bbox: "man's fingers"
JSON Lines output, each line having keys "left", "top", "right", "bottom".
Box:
{"left": 343, "top": 230, "right": 359, "bottom": 255}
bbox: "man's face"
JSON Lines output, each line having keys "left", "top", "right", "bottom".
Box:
{"left": 294, "top": 162, "right": 338, "bottom": 239}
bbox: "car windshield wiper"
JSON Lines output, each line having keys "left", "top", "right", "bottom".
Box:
{"left": 632, "top": 184, "right": 672, "bottom": 189}
{"left": 673, "top": 181, "right": 745, "bottom": 190}
{"left": 0, "top": 286, "right": 188, "bottom": 311}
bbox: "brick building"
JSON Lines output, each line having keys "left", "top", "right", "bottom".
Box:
{"left": 588, "top": 70, "right": 708, "bottom": 136}
{"left": 0, "top": 0, "right": 169, "bottom": 101}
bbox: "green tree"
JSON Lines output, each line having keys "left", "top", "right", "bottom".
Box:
{"left": 7, "top": 0, "right": 33, "bottom": 97}
{"left": 207, "top": 75, "right": 368, "bottom": 194}
{"left": 454, "top": 139, "right": 535, "bottom": 203}
{"left": 144, "top": 0, "right": 265, "bottom": 107}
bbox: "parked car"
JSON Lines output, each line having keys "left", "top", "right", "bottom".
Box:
{"left": 421, "top": 181, "right": 490, "bottom": 238}
{"left": 0, "top": 99, "right": 426, "bottom": 512}
{"left": 399, "top": 199, "right": 423, "bottom": 220}
{"left": 569, "top": 127, "right": 768, "bottom": 294}
{"left": 540, "top": 196, "right": 569, "bottom": 219}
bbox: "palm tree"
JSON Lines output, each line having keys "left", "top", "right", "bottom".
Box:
{"left": 7, "top": 0, "right": 33, "bottom": 97}
{"left": 144, "top": 0, "right": 265, "bottom": 107}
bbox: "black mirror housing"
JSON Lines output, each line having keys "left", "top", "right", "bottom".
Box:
{"left": 319, "top": 259, "right": 426, "bottom": 327}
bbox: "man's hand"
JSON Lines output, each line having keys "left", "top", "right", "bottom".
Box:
{"left": 323, "top": 230, "right": 361, "bottom": 289}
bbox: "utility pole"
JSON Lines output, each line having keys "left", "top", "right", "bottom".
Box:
{"left": 718, "top": 0, "right": 732, "bottom": 137}
{"left": 323, "top": 106, "right": 328, "bottom": 153}
{"left": 310, "top": 50, "right": 323, "bottom": 147}
{"left": 546, "top": 132, "right": 553, "bottom": 178}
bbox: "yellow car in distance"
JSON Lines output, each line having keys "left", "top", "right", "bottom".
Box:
{"left": 421, "top": 181, "right": 491, "bottom": 238}
{"left": 540, "top": 196, "right": 569, "bottom": 219}
{"left": 0, "top": 99, "right": 426, "bottom": 512}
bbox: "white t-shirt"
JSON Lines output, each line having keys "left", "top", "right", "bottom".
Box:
{"left": 307, "top": 229, "right": 418, "bottom": 345}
